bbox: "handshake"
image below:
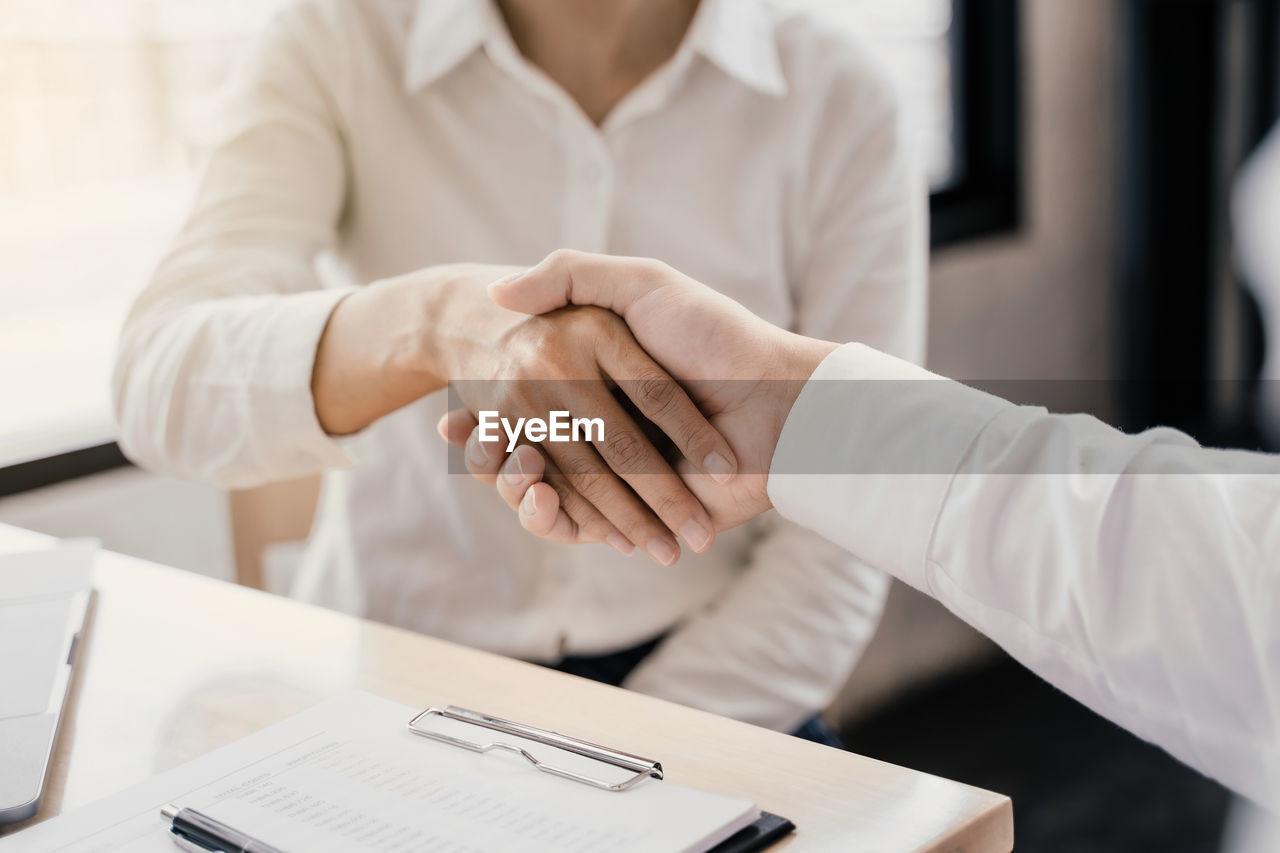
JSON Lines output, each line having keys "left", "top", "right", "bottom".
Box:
{"left": 429, "top": 252, "right": 1280, "bottom": 808}
{"left": 435, "top": 250, "right": 838, "bottom": 566}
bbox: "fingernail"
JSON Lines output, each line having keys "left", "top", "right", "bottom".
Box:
{"left": 501, "top": 453, "right": 525, "bottom": 487}
{"left": 520, "top": 489, "right": 537, "bottom": 518}
{"left": 646, "top": 538, "right": 678, "bottom": 566}
{"left": 467, "top": 436, "right": 488, "bottom": 468}
{"left": 704, "top": 451, "right": 735, "bottom": 485}
{"left": 679, "top": 520, "right": 712, "bottom": 553}
{"left": 606, "top": 533, "right": 635, "bottom": 556}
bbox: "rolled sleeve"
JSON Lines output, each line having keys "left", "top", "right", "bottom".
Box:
{"left": 240, "top": 286, "right": 361, "bottom": 473}
{"left": 115, "top": 286, "right": 359, "bottom": 487}
{"left": 111, "top": 5, "right": 356, "bottom": 487}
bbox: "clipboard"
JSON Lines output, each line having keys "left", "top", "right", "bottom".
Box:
{"left": 408, "top": 705, "right": 795, "bottom": 852}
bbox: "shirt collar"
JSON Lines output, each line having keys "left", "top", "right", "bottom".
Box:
{"left": 684, "top": 0, "right": 787, "bottom": 97}
{"left": 403, "top": 0, "right": 787, "bottom": 98}
{"left": 402, "top": 0, "right": 498, "bottom": 93}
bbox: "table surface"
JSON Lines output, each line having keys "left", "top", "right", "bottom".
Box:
{"left": 0, "top": 523, "right": 1012, "bottom": 851}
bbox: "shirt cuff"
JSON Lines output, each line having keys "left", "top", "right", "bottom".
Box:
{"left": 246, "top": 285, "right": 361, "bottom": 474}
{"left": 766, "top": 343, "right": 1012, "bottom": 592}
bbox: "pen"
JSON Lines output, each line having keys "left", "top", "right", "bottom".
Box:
{"left": 160, "top": 804, "right": 287, "bottom": 853}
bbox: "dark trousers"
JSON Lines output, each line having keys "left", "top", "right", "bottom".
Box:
{"left": 549, "top": 635, "right": 846, "bottom": 749}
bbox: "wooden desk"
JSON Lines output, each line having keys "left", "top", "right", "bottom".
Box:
{"left": 0, "top": 524, "right": 1012, "bottom": 851}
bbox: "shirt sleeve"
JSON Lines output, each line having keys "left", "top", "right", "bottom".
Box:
{"left": 111, "top": 6, "right": 358, "bottom": 488}
{"left": 624, "top": 56, "right": 927, "bottom": 731}
{"left": 770, "top": 343, "right": 1280, "bottom": 804}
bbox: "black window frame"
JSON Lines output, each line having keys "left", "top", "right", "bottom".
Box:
{"left": 0, "top": 443, "right": 129, "bottom": 499}
{"left": 1115, "top": 0, "right": 1280, "bottom": 444}
{"left": 0, "top": 0, "right": 1024, "bottom": 498}
{"left": 931, "top": 0, "right": 1024, "bottom": 248}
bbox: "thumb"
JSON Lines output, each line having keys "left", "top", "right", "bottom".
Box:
{"left": 436, "top": 408, "right": 479, "bottom": 448}
{"left": 488, "top": 250, "right": 668, "bottom": 317}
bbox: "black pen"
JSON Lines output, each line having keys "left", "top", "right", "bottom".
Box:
{"left": 161, "top": 804, "right": 287, "bottom": 853}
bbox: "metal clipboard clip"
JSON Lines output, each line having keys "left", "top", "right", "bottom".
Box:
{"left": 407, "top": 706, "right": 664, "bottom": 792}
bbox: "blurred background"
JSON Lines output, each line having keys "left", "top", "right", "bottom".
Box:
{"left": 1, "top": 1, "right": 1277, "bottom": 849}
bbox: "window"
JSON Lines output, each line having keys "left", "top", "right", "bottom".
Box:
{"left": 783, "top": 0, "right": 1022, "bottom": 246}
{"left": 0, "top": 0, "right": 1021, "bottom": 494}
{"left": 0, "top": 1, "right": 292, "bottom": 486}
{"left": 930, "top": 0, "right": 1022, "bottom": 246}
{"left": 780, "top": 0, "right": 959, "bottom": 191}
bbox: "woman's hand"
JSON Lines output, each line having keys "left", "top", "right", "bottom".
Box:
{"left": 312, "top": 262, "right": 737, "bottom": 565}
{"left": 437, "top": 251, "right": 836, "bottom": 542}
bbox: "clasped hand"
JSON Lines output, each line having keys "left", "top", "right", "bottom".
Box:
{"left": 437, "top": 251, "right": 836, "bottom": 563}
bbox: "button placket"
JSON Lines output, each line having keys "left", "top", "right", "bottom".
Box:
{"left": 557, "top": 107, "right": 615, "bottom": 251}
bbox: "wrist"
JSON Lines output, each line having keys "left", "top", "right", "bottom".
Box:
{"left": 408, "top": 263, "right": 528, "bottom": 382}
{"left": 772, "top": 331, "right": 838, "bottom": 420}
{"left": 761, "top": 334, "right": 838, "bottom": 501}
{"left": 311, "top": 278, "right": 442, "bottom": 436}
{"left": 781, "top": 333, "right": 839, "bottom": 383}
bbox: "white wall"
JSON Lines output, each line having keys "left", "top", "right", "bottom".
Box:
{"left": 931, "top": 0, "right": 1118, "bottom": 388}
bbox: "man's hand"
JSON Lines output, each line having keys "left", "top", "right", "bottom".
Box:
{"left": 438, "top": 250, "right": 837, "bottom": 544}
{"left": 312, "top": 262, "right": 737, "bottom": 564}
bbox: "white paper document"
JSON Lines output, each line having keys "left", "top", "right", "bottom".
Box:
{"left": 3, "top": 691, "right": 759, "bottom": 853}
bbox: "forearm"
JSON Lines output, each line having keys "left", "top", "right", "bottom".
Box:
{"left": 928, "top": 409, "right": 1280, "bottom": 804}
{"left": 312, "top": 263, "right": 523, "bottom": 436}
{"left": 310, "top": 278, "right": 442, "bottom": 436}
{"left": 769, "top": 343, "right": 1280, "bottom": 802}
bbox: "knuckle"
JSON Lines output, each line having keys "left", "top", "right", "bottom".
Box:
{"left": 562, "top": 305, "right": 613, "bottom": 335}
{"left": 574, "top": 472, "right": 610, "bottom": 504}
{"left": 549, "top": 479, "right": 576, "bottom": 508}
{"left": 584, "top": 306, "right": 617, "bottom": 330}
{"left": 504, "top": 382, "right": 537, "bottom": 411}
{"left": 560, "top": 457, "right": 610, "bottom": 503}
{"left": 561, "top": 454, "right": 598, "bottom": 481}
{"left": 653, "top": 493, "right": 685, "bottom": 522}
{"left": 509, "top": 318, "right": 558, "bottom": 357}
{"left": 545, "top": 248, "right": 580, "bottom": 271}
{"left": 638, "top": 374, "right": 678, "bottom": 414}
{"left": 551, "top": 480, "right": 589, "bottom": 517}
{"left": 604, "top": 430, "right": 644, "bottom": 469}
{"left": 677, "top": 420, "right": 713, "bottom": 454}
{"left": 637, "top": 258, "right": 671, "bottom": 281}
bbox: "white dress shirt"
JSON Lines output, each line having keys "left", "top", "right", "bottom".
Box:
{"left": 111, "top": 0, "right": 927, "bottom": 731}
{"left": 770, "top": 344, "right": 1280, "bottom": 804}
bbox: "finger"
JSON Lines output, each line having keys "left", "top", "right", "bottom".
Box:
{"left": 542, "top": 438, "right": 681, "bottom": 566}
{"left": 463, "top": 424, "right": 507, "bottom": 484}
{"left": 536, "top": 450, "right": 635, "bottom": 555}
{"left": 519, "top": 482, "right": 635, "bottom": 557}
{"left": 495, "top": 444, "right": 546, "bottom": 510}
{"left": 499, "top": 447, "right": 633, "bottom": 555}
{"left": 572, "top": 384, "right": 718, "bottom": 554}
{"left": 517, "top": 482, "right": 571, "bottom": 539}
{"left": 600, "top": 337, "right": 737, "bottom": 486}
{"left": 488, "top": 249, "right": 673, "bottom": 318}
{"left": 463, "top": 422, "right": 634, "bottom": 555}
{"left": 500, "top": 461, "right": 576, "bottom": 545}
{"left": 437, "top": 408, "right": 479, "bottom": 447}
